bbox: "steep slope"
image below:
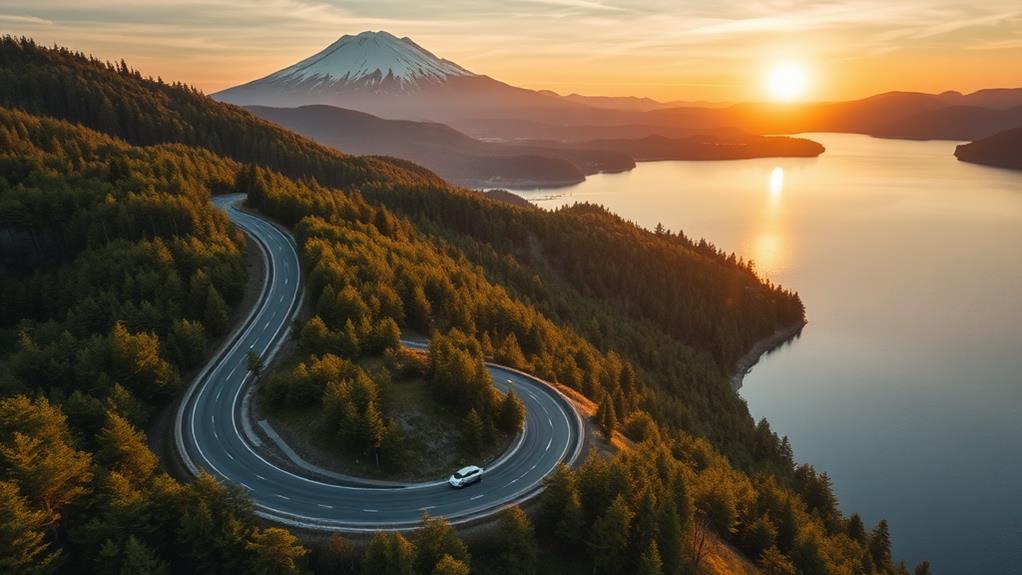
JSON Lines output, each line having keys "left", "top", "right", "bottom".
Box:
{"left": 955, "top": 126, "right": 1022, "bottom": 169}
{"left": 245, "top": 104, "right": 634, "bottom": 187}
{"left": 0, "top": 37, "right": 439, "bottom": 191}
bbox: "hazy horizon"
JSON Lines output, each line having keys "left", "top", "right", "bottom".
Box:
{"left": 2, "top": 1, "right": 1021, "bottom": 102}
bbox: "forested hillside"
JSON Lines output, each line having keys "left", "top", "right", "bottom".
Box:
{"left": 0, "top": 37, "right": 925, "bottom": 575}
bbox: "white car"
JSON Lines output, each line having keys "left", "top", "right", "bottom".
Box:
{"left": 448, "top": 465, "right": 483, "bottom": 488}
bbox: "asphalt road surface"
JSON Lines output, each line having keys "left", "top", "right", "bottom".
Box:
{"left": 176, "top": 193, "right": 584, "bottom": 531}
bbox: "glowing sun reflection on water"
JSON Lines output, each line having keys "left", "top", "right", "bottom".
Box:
{"left": 752, "top": 167, "right": 788, "bottom": 277}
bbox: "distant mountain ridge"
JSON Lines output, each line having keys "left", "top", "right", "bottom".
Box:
{"left": 244, "top": 104, "right": 634, "bottom": 187}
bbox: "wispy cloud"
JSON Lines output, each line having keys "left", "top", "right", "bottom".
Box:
{"left": 0, "top": 0, "right": 1019, "bottom": 100}
{"left": 0, "top": 13, "right": 53, "bottom": 25}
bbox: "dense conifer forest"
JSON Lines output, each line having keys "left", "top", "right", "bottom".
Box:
{"left": 0, "top": 37, "right": 927, "bottom": 575}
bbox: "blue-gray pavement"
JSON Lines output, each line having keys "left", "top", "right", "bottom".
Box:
{"left": 175, "top": 194, "right": 584, "bottom": 531}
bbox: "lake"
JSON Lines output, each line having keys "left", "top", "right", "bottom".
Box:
{"left": 513, "top": 133, "right": 1022, "bottom": 573}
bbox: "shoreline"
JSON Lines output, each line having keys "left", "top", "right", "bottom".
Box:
{"left": 730, "top": 322, "right": 806, "bottom": 391}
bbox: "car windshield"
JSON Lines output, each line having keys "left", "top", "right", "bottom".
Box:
{"left": 454, "top": 468, "right": 475, "bottom": 479}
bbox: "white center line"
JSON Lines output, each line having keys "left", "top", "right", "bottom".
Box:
{"left": 470, "top": 494, "right": 484, "bottom": 501}
{"left": 226, "top": 452, "right": 234, "bottom": 460}
{"left": 256, "top": 474, "right": 266, "bottom": 481}
{"left": 420, "top": 505, "right": 436, "bottom": 511}
{"left": 276, "top": 494, "right": 291, "bottom": 500}
{"left": 317, "top": 503, "right": 334, "bottom": 509}
{"left": 227, "top": 366, "right": 237, "bottom": 379}
{"left": 213, "top": 430, "right": 219, "bottom": 440}
{"left": 363, "top": 508, "right": 378, "bottom": 513}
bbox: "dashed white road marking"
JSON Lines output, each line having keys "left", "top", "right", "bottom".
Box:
{"left": 256, "top": 474, "right": 266, "bottom": 481}
{"left": 227, "top": 366, "right": 237, "bottom": 379}
{"left": 546, "top": 438, "right": 552, "bottom": 452}
{"left": 317, "top": 503, "right": 334, "bottom": 509}
{"left": 363, "top": 508, "right": 379, "bottom": 513}
{"left": 216, "top": 389, "right": 222, "bottom": 402}
{"left": 213, "top": 430, "right": 219, "bottom": 440}
{"left": 420, "top": 505, "right": 436, "bottom": 511}
{"left": 240, "top": 482, "right": 252, "bottom": 490}
{"left": 470, "top": 494, "right": 484, "bottom": 501}
{"left": 226, "top": 452, "right": 235, "bottom": 460}
{"left": 276, "top": 494, "right": 291, "bottom": 500}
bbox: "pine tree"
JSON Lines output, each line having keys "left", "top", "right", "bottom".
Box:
{"left": 496, "top": 391, "right": 525, "bottom": 435}
{"left": 846, "top": 513, "right": 866, "bottom": 543}
{"left": 495, "top": 506, "right": 537, "bottom": 575}
{"left": 0, "top": 480, "right": 58, "bottom": 575}
{"left": 412, "top": 515, "right": 469, "bottom": 575}
{"left": 740, "top": 514, "right": 778, "bottom": 559}
{"left": 656, "top": 503, "right": 683, "bottom": 575}
{"left": 596, "top": 393, "right": 617, "bottom": 439}
{"left": 588, "top": 495, "right": 633, "bottom": 575}
{"left": 119, "top": 536, "right": 169, "bottom": 575}
{"left": 246, "top": 527, "right": 308, "bottom": 575}
{"left": 758, "top": 546, "right": 796, "bottom": 575}
{"left": 868, "top": 519, "right": 892, "bottom": 570}
{"left": 361, "top": 400, "right": 386, "bottom": 463}
{"left": 203, "top": 285, "right": 229, "bottom": 335}
{"left": 0, "top": 428, "right": 92, "bottom": 532}
{"left": 496, "top": 333, "right": 527, "bottom": 369}
{"left": 338, "top": 319, "right": 361, "bottom": 358}
{"left": 96, "top": 410, "right": 157, "bottom": 484}
{"left": 637, "top": 540, "right": 663, "bottom": 575}
{"left": 431, "top": 554, "right": 469, "bottom": 575}
{"left": 461, "top": 409, "right": 484, "bottom": 456}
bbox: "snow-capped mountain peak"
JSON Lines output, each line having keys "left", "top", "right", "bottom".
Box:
{"left": 265, "top": 31, "right": 474, "bottom": 90}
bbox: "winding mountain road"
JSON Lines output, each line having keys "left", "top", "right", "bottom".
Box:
{"left": 175, "top": 193, "right": 585, "bottom": 531}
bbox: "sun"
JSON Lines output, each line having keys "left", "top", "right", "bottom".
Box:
{"left": 766, "top": 62, "right": 808, "bottom": 101}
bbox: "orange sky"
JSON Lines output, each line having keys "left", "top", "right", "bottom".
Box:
{"left": 2, "top": 1, "right": 1020, "bottom": 102}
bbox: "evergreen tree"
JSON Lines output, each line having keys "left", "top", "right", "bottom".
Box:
{"left": 495, "top": 506, "right": 537, "bottom": 575}
{"left": 496, "top": 391, "right": 525, "bottom": 435}
{"left": 413, "top": 515, "right": 469, "bottom": 575}
{"left": 0, "top": 480, "right": 58, "bottom": 575}
{"left": 656, "top": 503, "right": 683, "bottom": 575}
{"left": 758, "top": 546, "right": 796, "bottom": 575}
{"left": 339, "top": 319, "right": 361, "bottom": 358}
{"left": 596, "top": 393, "right": 617, "bottom": 439}
{"left": 869, "top": 519, "right": 892, "bottom": 570}
{"left": 203, "top": 285, "right": 230, "bottom": 335}
{"left": 846, "top": 513, "right": 866, "bottom": 543}
{"left": 362, "top": 400, "right": 386, "bottom": 462}
{"left": 119, "top": 536, "right": 169, "bottom": 575}
{"left": 462, "top": 409, "right": 484, "bottom": 456}
{"left": 246, "top": 527, "right": 308, "bottom": 575}
{"left": 95, "top": 411, "right": 157, "bottom": 484}
{"left": 740, "top": 514, "right": 778, "bottom": 559}
{"left": 588, "top": 495, "right": 633, "bottom": 575}
{"left": 431, "top": 554, "right": 470, "bottom": 575}
{"left": 637, "top": 540, "right": 663, "bottom": 575}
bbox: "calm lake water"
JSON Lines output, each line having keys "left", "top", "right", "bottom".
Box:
{"left": 514, "top": 133, "right": 1022, "bottom": 574}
